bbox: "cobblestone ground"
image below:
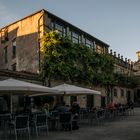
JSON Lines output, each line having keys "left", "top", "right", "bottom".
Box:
{"left": 35, "top": 108, "right": 140, "bottom": 140}
{"left": 2, "top": 108, "right": 140, "bottom": 140}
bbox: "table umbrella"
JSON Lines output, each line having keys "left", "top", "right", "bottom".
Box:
{"left": 0, "top": 78, "right": 60, "bottom": 113}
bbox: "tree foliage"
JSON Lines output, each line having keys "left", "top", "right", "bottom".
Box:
{"left": 40, "top": 30, "right": 137, "bottom": 94}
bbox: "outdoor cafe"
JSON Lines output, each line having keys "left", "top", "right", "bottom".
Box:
{"left": 0, "top": 78, "right": 134, "bottom": 140}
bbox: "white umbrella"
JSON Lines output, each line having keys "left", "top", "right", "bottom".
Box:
{"left": 0, "top": 78, "right": 60, "bottom": 112}
{"left": 51, "top": 83, "right": 101, "bottom": 95}
{"left": 0, "top": 78, "right": 58, "bottom": 94}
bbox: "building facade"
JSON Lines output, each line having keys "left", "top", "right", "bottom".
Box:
{"left": 0, "top": 9, "right": 135, "bottom": 107}
{"left": 0, "top": 9, "right": 109, "bottom": 73}
{"left": 133, "top": 51, "right": 140, "bottom": 106}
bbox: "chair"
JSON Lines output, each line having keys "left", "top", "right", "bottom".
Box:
{"left": 116, "top": 107, "right": 124, "bottom": 120}
{"left": 96, "top": 109, "right": 106, "bottom": 126}
{"left": 12, "top": 115, "right": 30, "bottom": 140}
{"left": 59, "top": 112, "right": 72, "bottom": 131}
{"left": 0, "top": 113, "right": 11, "bottom": 140}
{"left": 79, "top": 108, "right": 89, "bottom": 124}
{"left": 49, "top": 110, "right": 59, "bottom": 130}
{"left": 34, "top": 114, "right": 49, "bottom": 137}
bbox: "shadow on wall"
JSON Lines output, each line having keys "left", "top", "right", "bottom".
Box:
{"left": 0, "top": 28, "right": 39, "bottom": 73}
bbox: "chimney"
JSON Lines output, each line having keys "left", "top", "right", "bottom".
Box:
{"left": 121, "top": 55, "right": 123, "bottom": 60}
{"left": 136, "top": 51, "right": 140, "bottom": 60}
{"left": 125, "top": 58, "right": 127, "bottom": 62}
{"left": 114, "top": 51, "right": 116, "bottom": 57}
{"left": 128, "top": 59, "right": 130, "bottom": 64}
{"left": 118, "top": 54, "right": 120, "bottom": 59}
{"left": 110, "top": 49, "right": 112, "bottom": 54}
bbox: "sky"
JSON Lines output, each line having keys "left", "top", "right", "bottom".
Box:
{"left": 0, "top": 0, "right": 140, "bottom": 62}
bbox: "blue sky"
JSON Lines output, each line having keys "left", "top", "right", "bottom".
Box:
{"left": 0, "top": 0, "right": 140, "bottom": 62}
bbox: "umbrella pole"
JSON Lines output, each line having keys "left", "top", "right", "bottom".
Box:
{"left": 10, "top": 93, "right": 13, "bottom": 113}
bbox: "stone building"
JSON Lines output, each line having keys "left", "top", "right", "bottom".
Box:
{"left": 109, "top": 50, "right": 134, "bottom": 106}
{"left": 0, "top": 9, "right": 109, "bottom": 73}
{"left": 133, "top": 51, "right": 140, "bottom": 106}
{"left": 0, "top": 9, "right": 135, "bottom": 108}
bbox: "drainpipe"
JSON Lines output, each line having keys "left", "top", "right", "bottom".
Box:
{"left": 38, "top": 10, "right": 45, "bottom": 72}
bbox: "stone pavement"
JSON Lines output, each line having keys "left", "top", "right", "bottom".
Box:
{"left": 35, "top": 108, "right": 140, "bottom": 140}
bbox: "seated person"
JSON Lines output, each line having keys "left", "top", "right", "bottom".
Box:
{"left": 107, "top": 100, "right": 115, "bottom": 111}
{"left": 56, "top": 101, "right": 70, "bottom": 113}
{"left": 71, "top": 102, "right": 80, "bottom": 115}
{"left": 31, "top": 105, "right": 39, "bottom": 113}
{"left": 71, "top": 102, "right": 80, "bottom": 130}
{"left": 43, "top": 103, "right": 50, "bottom": 117}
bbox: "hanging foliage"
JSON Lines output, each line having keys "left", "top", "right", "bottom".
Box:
{"left": 40, "top": 30, "right": 136, "bottom": 94}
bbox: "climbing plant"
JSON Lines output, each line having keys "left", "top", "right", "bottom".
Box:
{"left": 40, "top": 30, "right": 137, "bottom": 102}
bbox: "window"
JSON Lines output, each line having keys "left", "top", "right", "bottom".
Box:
{"left": 12, "top": 39, "right": 16, "bottom": 58}
{"left": 121, "top": 89, "right": 124, "bottom": 97}
{"left": 114, "top": 88, "right": 117, "bottom": 97}
{"left": 53, "top": 22, "right": 66, "bottom": 37}
{"left": 1, "top": 28, "right": 8, "bottom": 43}
{"left": 12, "top": 63, "right": 16, "bottom": 71}
{"left": 127, "top": 90, "right": 131, "bottom": 101}
{"left": 85, "top": 38, "right": 93, "bottom": 47}
{"left": 4, "top": 46, "right": 8, "bottom": 64}
{"left": 71, "top": 31, "right": 80, "bottom": 44}
{"left": 95, "top": 44, "right": 104, "bottom": 54}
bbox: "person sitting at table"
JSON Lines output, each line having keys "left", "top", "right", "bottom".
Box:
{"left": 71, "top": 102, "right": 80, "bottom": 115}
{"left": 56, "top": 101, "right": 70, "bottom": 113}
{"left": 24, "top": 105, "right": 31, "bottom": 113}
{"left": 71, "top": 102, "right": 80, "bottom": 130}
{"left": 43, "top": 103, "right": 50, "bottom": 117}
{"left": 107, "top": 100, "right": 115, "bottom": 110}
{"left": 31, "top": 105, "right": 39, "bottom": 113}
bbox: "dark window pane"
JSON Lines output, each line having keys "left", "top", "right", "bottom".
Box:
{"left": 114, "top": 89, "right": 117, "bottom": 97}
{"left": 71, "top": 31, "right": 80, "bottom": 44}
{"left": 4, "top": 46, "right": 8, "bottom": 64}
{"left": 54, "top": 22, "right": 66, "bottom": 37}
{"left": 85, "top": 38, "right": 93, "bottom": 47}
{"left": 12, "top": 39, "right": 16, "bottom": 58}
{"left": 121, "top": 89, "right": 124, "bottom": 97}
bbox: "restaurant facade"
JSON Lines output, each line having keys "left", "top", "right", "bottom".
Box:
{"left": 0, "top": 9, "right": 135, "bottom": 109}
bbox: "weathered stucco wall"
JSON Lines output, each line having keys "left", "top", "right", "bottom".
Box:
{"left": 0, "top": 11, "right": 44, "bottom": 73}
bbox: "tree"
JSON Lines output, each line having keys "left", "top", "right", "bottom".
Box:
{"left": 40, "top": 31, "right": 115, "bottom": 89}
{"left": 40, "top": 30, "right": 61, "bottom": 86}
{"left": 40, "top": 30, "right": 136, "bottom": 105}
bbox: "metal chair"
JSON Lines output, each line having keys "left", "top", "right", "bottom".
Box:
{"left": 0, "top": 113, "right": 11, "bottom": 140}
{"left": 96, "top": 109, "right": 106, "bottom": 126}
{"left": 12, "top": 115, "right": 30, "bottom": 140}
{"left": 79, "top": 108, "right": 89, "bottom": 124}
{"left": 34, "top": 114, "right": 49, "bottom": 137}
{"left": 59, "top": 112, "right": 72, "bottom": 131}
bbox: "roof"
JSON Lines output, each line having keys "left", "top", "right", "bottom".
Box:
{"left": 0, "top": 9, "right": 44, "bottom": 30}
{"left": 134, "top": 59, "right": 140, "bottom": 65}
{"left": 0, "top": 9, "right": 109, "bottom": 47}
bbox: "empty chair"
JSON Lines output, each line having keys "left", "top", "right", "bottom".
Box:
{"left": 79, "top": 108, "right": 89, "bottom": 124}
{"left": 11, "top": 115, "right": 30, "bottom": 140}
{"left": 34, "top": 114, "right": 49, "bottom": 137}
{"left": 96, "top": 109, "right": 106, "bottom": 125}
{"left": 0, "top": 113, "right": 11, "bottom": 140}
{"left": 59, "top": 112, "right": 72, "bottom": 131}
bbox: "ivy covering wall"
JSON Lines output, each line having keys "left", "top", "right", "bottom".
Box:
{"left": 40, "top": 30, "right": 137, "bottom": 101}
